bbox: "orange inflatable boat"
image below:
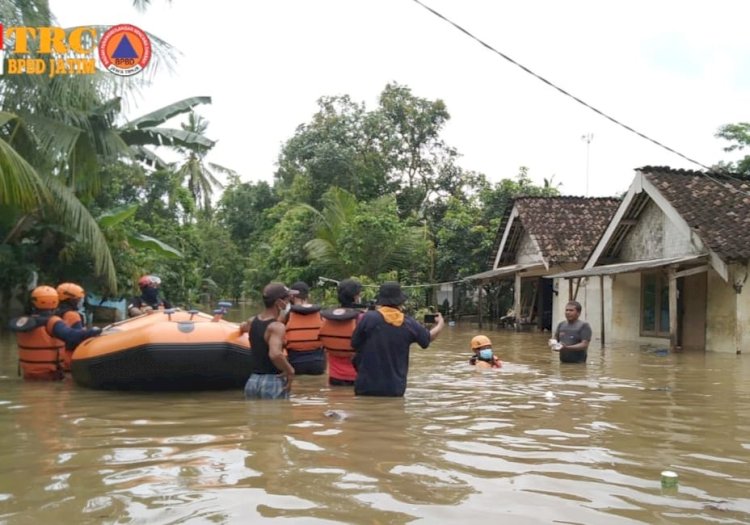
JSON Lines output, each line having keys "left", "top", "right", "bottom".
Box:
{"left": 71, "top": 308, "right": 252, "bottom": 391}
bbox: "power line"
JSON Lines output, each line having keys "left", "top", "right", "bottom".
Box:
{"left": 410, "top": 0, "right": 712, "bottom": 171}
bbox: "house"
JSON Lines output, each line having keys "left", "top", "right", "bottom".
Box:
{"left": 465, "top": 196, "right": 620, "bottom": 330}
{"left": 550, "top": 166, "right": 750, "bottom": 353}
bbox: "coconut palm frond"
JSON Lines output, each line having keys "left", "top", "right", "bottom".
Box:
{"left": 43, "top": 177, "right": 117, "bottom": 292}
{"left": 20, "top": 112, "right": 82, "bottom": 160}
{"left": 0, "top": 138, "right": 49, "bottom": 209}
{"left": 304, "top": 237, "right": 347, "bottom": 275}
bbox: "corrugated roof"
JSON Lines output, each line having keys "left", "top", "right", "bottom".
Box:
{"left": 463, "top": 262, "right": 543, "bottom": 282}
{"left": 547, "top": 254, "right": 706, "bottom": 279}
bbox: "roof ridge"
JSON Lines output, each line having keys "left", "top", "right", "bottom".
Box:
{"left": 639, "top": 165, "right": 750, "bottom": 182}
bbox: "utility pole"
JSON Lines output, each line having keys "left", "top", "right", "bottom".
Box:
{"left": 581, "top": 133, "right": 594, "bottom": 196}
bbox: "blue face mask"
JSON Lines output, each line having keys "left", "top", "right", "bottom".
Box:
{"left": 479, "top": 348, "right": 493, "bottom": 360}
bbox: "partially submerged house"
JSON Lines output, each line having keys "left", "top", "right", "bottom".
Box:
{"left": 465, "top": 196, "right": 620, "bottom": 330}
{"left": 550, "top": 167, "right": 750, "bottom": 353}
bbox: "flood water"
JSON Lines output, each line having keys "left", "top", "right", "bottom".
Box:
{"left": 1, "top": 313, "right": 749, "bottom": 524}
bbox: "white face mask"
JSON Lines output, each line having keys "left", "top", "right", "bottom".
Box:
{"left": 282, "top": 302, "right": 292, "bottom": 315}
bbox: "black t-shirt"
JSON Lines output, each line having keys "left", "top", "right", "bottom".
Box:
{"left": 249, "top": 317, "right": 280, "bottom": 375}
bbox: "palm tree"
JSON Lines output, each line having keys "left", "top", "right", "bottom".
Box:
{"left": 0, "top": 0, "right": 179, "bottom": 292}
{"left": 173, "top": 112, "right": 234, "bottom": 212}
{"left": 304, "top": 187, "right": 427, "bottom": 278}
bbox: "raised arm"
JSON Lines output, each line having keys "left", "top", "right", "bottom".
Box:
{"left": 429, "top": 312, "right": 445, "bottom": 341}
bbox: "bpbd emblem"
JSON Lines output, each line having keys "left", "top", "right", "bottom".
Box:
{"left": 98, "top": 24, "right": 151, "bottom": 76}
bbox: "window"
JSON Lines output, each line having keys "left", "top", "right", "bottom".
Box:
{"left": 641, "top": 273, "right": 670, "bottom": 337}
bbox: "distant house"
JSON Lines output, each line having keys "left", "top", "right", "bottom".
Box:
{"left": 465, "top": 196, "right": 620, "bottom": 330}
{"left": 550, "top": 167, "right": 750, "bottom": 353}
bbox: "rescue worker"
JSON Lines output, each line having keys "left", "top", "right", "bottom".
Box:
{"left": 469, "top": 335, "right": 502, "bottom": 369}
{"left": 284, "top": 281, "right": 326, "bottom": 375}
{"left": 319, "top": 278, "right": 364, "bottom": 386}
{"left": 128, "top": 275, "right": 172, "bottom": 317}
{"left": 56, "top": 282, "right": 87, "bottom": 372}
{"left": 8, "top": 286, "right": 101, "bottom": 380}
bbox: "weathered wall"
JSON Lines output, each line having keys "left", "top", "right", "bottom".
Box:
{"left": 516, "top": 232, "right": 543, "bottom": 264}
{"left": 738, "top": 291, "right": 750, "bottom": 355}
{"left": 732, "top": 263, "right": 750, "bottom": 355}
{"left": 609, "top": 272, "right": 647, "bottom": 343}
{"left": 706, "top": 269, "right": 737, "bottom": 353}
{"left": 619, "top": 200, "right": 698, "bottom": 261}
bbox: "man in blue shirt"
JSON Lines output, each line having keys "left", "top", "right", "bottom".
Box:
{"left": 352, "top": 281, "right": 445, "bottom": 397}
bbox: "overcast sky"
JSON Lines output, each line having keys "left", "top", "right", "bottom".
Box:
{"left": 52, "top": 0, "right": 750, "bottom": 197}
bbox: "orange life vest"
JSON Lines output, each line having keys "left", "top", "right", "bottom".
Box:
{"left": 61, "top": 310, "right": 83, "bottom": 327}
{"left": 285, "top": 305, "right": 323, "bottom": 351}
{"left": 10, "top": 315, "right": 64, "bottom": 381}
{"left": 318, "top": 308, "right": 360, "bottom": 356}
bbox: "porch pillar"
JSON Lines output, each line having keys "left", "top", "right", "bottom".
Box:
{"left": 600, "top": 274, "right": 606, "bottom": 347}
{"left": 668, "top": 267, "right": 678, "bottom": 351}
{"left": 514, "top": 272, "right": 521, "bottom": 331}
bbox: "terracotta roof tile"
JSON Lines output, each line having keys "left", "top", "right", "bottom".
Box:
{"left": 492, "top": 196, "right": 620, "bottom": 266}
{"left": 640, "top": 166, "right": 750, "bottom": 262}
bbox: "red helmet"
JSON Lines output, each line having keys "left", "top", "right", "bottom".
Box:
{"left": 32, "top": 285, "right": 60, "bottom": 310}
{"left": 57, "top": 282, "right": 85, "bottom": 301}
{"left": 138, "top": 275, "right": 162, "bottom": 288}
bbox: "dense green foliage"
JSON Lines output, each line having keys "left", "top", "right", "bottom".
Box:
{"left": 0, "top": 3, "right": 567, "bottom": 320}
{"left": 715, "top": 123, "right": 750, "bottom": 175}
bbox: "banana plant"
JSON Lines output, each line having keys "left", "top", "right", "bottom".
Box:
{"left": 97, "top": 204, "right": 182, "bottom": 259}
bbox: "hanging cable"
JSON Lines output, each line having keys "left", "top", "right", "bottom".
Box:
{"left": 410, "top": 0, "right": 750, "bottom": 197}
{"left": 410, "top": 0, "right": 711, "bottom": 170}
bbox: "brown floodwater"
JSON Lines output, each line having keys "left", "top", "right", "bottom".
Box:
{"left": 0, "top": 311, "right": 749, "bottom": 524}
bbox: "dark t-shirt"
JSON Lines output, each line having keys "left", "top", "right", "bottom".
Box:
{"left": 249, "top": 317, "right": 280, "bottom": 375}
{"left": 351, "top": 310, "right": 431, "bottom": 397}
{"left": 128, "top": 295, "right": 172, "bottom": 311}
{"left": 554, "top": 319, "right": 592, "bottom": 363}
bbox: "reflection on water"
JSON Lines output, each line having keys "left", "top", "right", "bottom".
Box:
{"left": 1, "top": 315, "right": 749, "bottom": 524}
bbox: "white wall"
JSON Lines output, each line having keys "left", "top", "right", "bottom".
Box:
{"left": 516, "top": 232, "right": 543, "bottom": 265}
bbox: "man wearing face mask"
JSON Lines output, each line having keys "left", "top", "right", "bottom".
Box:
{"left": 239, "top": 283, "right": 298, "bottom": 399}
{"left": 469, "top": 335, "right": 502, "bottom": 369}
{"left": 127, "top": 275, "right": 172, "bottom": 317}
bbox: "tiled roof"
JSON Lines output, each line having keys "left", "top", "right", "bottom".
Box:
{"left": 641, "top": 166, "right": 750, "bottom": 262}
{"left": 496, "top": 196, "right": 620, "bottom": 265}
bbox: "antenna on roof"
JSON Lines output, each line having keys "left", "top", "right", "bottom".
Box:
{"left": 581, "top": 133, "right": 594, "bottom": 196}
